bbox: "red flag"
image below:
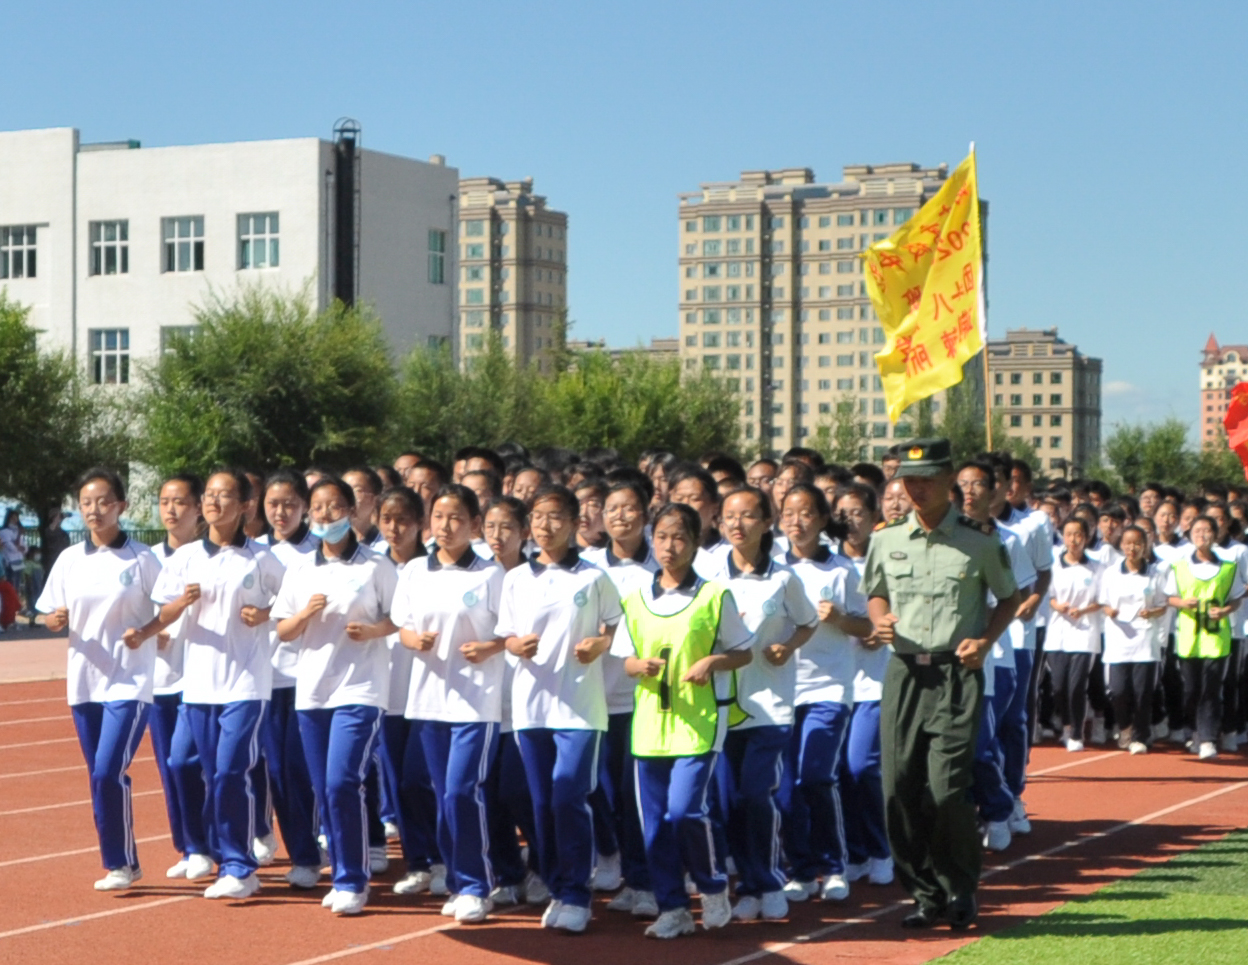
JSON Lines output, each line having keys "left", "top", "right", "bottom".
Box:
{"left": 1223, "top": 382, "right": 1248, "bottom": 480}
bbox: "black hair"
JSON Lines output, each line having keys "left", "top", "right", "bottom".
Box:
{"left": 667, "top": 463, "right": 721, "bottom": 504}
{"left": 956, "top": 460, "right": 996, "bottom": 485}
{"left": 1010, "top": 458, "right": 1034, "bottom": 485}
{"left": 303, "top": 465, "right": 334, "bottom": 483}
{"left": 1117, "top": 494, "right": 1141, "bottom": 521}
{"left": 458, "top": 446, "right": 506, "bottom": 478}
{"left": 1048, "top": 486, "right": 1073, "bottom": 505}
{"left": 344, "top": 466, "right": 384, "bottom": 496}
{"left": 1072, "top": 502, "right": 1099, "bottom": 524}
{"left": 375, "top": 466, "right": 402, "bottom": 489}
{"left": 309, "top": 475, "right": 355, "bottom": 508}
{"left": 704, "top": 453, "right": 746, "bottom": 483}
{"left": 1062, "top": 516, "right": 1090, "bottom": 539}
{"left": 605, "top": 466, "right": 655, "bottom": 505}
{"left": 485, "top": 495, "right": 530, "bottom": 530}
{"left": 394, "top": 450, "right": 424, "bottom": 464}
{"left": 410, "top": 458, "right": 449, "bottom": 485}
{"left": 567, "top": 462, "right": 604, "bottom": 485}
{"left": 833, "top": 481, "right": 880, "bottom": 517}
{"left": 513, "top": 465, "right": 552, "bottom": 494}
{"left": 503, "top": 455, "right": 532, "bottom": 477}
{"left": 777, "top": 458, "right": 816, "bottom": 485}
{"left": 1140, "top": 481, "right": 1165, "bottom": 498}
{"left": 604, "top": 478, "right": 652, "bottom": 515}
{"left": 1190, "top": 513, "right": 1219, "bottom": 538}
{"left": 378, "top": 485, "right": 424, "bottom": 523}
{"left": 581, "top": 446, "right": 620, "bottom": 471}
{"left": 1087, "top": 480, "right": 1114, "bottom": 503}
{"left": 162, "top": 472, "right": 205, "bottom": 502}
{"left": 850, "top": 462, "right": 886, "bottom": 490}
{"left": 462, "top": 468, "right": 504, "bottom": 500}
{"left": 1203, "top": 481, "right": 1230, "bottom": 501}
{"left": 207, "top": 467, "right": 252, "bottom": 503}
{"left": 652, "top": 501, "right": 702, "bottom": 547}
{"left": 76, "top": 467, "right": 126, "bottom": 502}
{"left": 782, "top": 446, "right": 826, "bottom": 470}
{"left": 723, "top": 484, "right": 773, "bottom": 523}
{"left": 1119, "top": 524, "right": 1153, "bottom": 571}
{"left": 648, "top": 452, "right": 681, "bottom": 479}
{"left": 530, "top": 483, "right": 579, "bottom": 518}
{"left": 496, "top": 440, "right": 530, "bottom": 462}
{"left": 533, "top": 447, "right": 580, "bottom": 482}
{"left": 1097, "top": 503, "right": 1128, "bottom": 523}
{"left": 881, "top": 447, "right": 902, "bottom": 464}
{"left": 431, "top": 482, "right": 482, "bottom": 519}
{"left": 782, "top": 482, "right": 849, "bottom": 542}
{"left": 748, "top": 457, "right": 779, "bottom": 473}
{"left": 263, "top": 469, "right": 309, "bottom": 505}
{"left": 816, "top": 463, "right": 854, "bottom": 486}
{"left": 573, "top": 477, "right": 608, "bottom": 503}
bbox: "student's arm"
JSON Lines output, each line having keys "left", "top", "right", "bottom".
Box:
{"left": 684, "top": 591, "right": 754, "bottom": 684}
{"left": 276, "top": 594, "right": 328, "bottom": 642}
{"left": 574, "top": 623, "right": 617, "bottom": 665}
{"left": 346, "top": 617, "right": 398, "bottom": 641}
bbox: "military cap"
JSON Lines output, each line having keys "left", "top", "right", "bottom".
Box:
{"left": 893, "top": 437, "right": 953, "bottom": 477}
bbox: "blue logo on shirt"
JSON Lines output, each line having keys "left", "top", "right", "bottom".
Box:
{"left": 762, "top": 599, "right": 778, "bottom": 616}
{"left": 243, "top": 573, "right": 256, "bottom": 589}
{"left": 463, "top": 590, "right": 479, "bottom": 607}
{"left": 118, "top": 569, "right": 134, "bottom": 587}
{"left": 573, "top": 590, "right": 588, "bottom": 608}
{"left": 819, "top": 585, "right": 835, "bottom": 602}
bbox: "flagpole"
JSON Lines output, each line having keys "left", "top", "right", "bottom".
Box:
{"left": 970, "top": 141, "right": 993, "bottom": 451}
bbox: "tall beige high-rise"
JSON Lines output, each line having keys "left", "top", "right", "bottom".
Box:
{"left": 458, "top": 177, "right": 566, "bottom": 372}
{"left": 676, "top": 162, "right": 961, "bottom": 456}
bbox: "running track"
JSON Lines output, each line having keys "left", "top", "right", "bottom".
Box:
{"left": 2, "top": 675, "right": 1247, "bottom": 965}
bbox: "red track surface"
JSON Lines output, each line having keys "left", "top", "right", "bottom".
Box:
{"left": 2, "top": 675, "right": 1247, "bottom": 965}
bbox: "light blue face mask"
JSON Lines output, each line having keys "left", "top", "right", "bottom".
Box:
{"left": 311, "top": 516, "right": 352, "bottom": 544}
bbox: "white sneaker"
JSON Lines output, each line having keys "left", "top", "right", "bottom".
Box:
{"left": 645, "top": 907, "right": 695, "bottom": 939}
{"left": 540, "top": 899, "right": 565, "bottom": 928}
{"left": 204, "top": 873, "right": 260, "bottom": 900}
{"left": 524, "top": 871, "right": 550, "bottom": 905}
{"left": 558, "top": 903, "right": 592, "bottom": 933}
{"left": 701, "top": 889, "right": 732, "bottom": 929}
{"left": 684, "top": 873, "right": 698, "bottom": 895}
{"left": 844, "top": 860, "right": 869, "bottom": 882}
{"left": 490, "top": 884, "right": 520, "bottom": 906}
{"left": 760, "top": 889, "right": 788, "bottom": 920}
{"left": 252, "top": 833, "right": 278, "bottom": 866}
{"left": 167, "top": 859, "right": 189, "bottom": 879}
{"left": 606, "top": 886, "right": 637, "bottom": 912}
{"left": 384, "top": 820, "right": 400, "bottom": 841}
{"left": 1129, "top": 741, "right": 1149, "bottom": 755}
{"left": 94, "top": 867, "right": 141, "bottom": 891}
{"left": 983, "top": 821, "right": 1012, "bottom": 852}
{"left": 632, "top": 890, "right": 660, "bottom": 918}
{"left": 331, "top": 888, "right": 368, "bottom": 915}
{"left": 867, "top": 856, "right": 895, "bottom": 885}
{"left": 1090, "top": 717, "right": 1107, "bottom": 745}
{"left": 441, "top": 895, "right": 460, "bottom": 916}
{"left": 1221, "top": 733, "right": 1240, "bottom": 753}
{"left": 593, "top": 851, "right": 623, "bottom": 891}
{"left": 185, "top": 854, "right": 215, "bottom": 880}
{"left": 1199, "top": 741, "right": 1219, "bottom": 760}
{"left": 429, "top": 863, "right": 449, "bottom": 896}
{"left": 1008, "top": 798, "right": 1032, "bottom": 835}
{"left": 321, "top": 888, "right": 339, "bottom": 908}
{"left": 1066, "top": 738, "right": 1085, "bottom": 753}
{"left": 732, "top": 895, "right": 761, "bottom": 921}
{"left": 782, "top": 879, "right": 818, "bottom": 901}
{"left": 369, "top": 846, "right": 389, "bottom": 874}
{"left": 820, "top": 874, "right": 849, "bottom": 901}
{"left": 455, "top": 894, "right": 492, "bottom": 923}
{"left": 285, "top": 865, "right": 322, "bottom": 889}
{"left": 393, "top": 870, "right": 432, "bottom": 895}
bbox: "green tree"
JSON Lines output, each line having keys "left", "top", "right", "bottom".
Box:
{"left": 0, "top": 291, "right": 130, "bottom": 528}
{"left": 814, "top": 394, "right": 867, "bottom": 463}
{"left": 1102, "top": 419, "right": 1195, "bottom": 491}
{"left": 135, "top": 287, "right": 397, "bottom": 476}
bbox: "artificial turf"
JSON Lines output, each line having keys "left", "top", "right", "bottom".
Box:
{"left": 940, "top": 830, "right": 1248, "bottom": 964}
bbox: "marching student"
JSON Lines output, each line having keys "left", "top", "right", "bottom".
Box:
{"left": 495, "top": 484, "right": 623, "bottom": 934}
{"left": 392, "top": 485, "right": 507, "bottom": 923}
{"left": 1047, "top": 517, "right": 1105, "bottom": 753}
{"left": 612, "top": 502, "right": 752, "bottom": 938}
{"left": 1101, "top": 525, "right": 1170, "bottom": 754}
{"left": 480, "top": 497, "right": 547, "bottom": 907}
{"left": 272, "top": 476, "right": 398, "bottom": 915}
{"left": 573, "top": 478, "right": 609, "bottom": 551}
{"left": 831, "top": 484, "right": 893, "bottom": 885}
{"left": 707, "top": 486, "right": 818, "bottom": 923}
{"left": 1206, "top": 502, "right": 1248, "bottom": 749}
{"left": 582, "top": 479, "right": 661, "bottom": 917}
{"left": 151, "top": 473, "right": 213, "bottom": 883}
{"left": 343, "top": 468, "right": 388, "bottom": 549}
{"left": 152, "top": 468, "right": 286, "bottom": 900}
{"left": 668, "top": 464, "right": 729, "bottom": 576}
{"left": 777, "top": 484, "right": 871, "bottom": 904}
{"left": 256, "top": 471, "right": 323, "bottom": 887}
{"left": 37, "top": 468, "right": 162, "bottom": 891}
{"left": 1166, "top": 515, "right": 1243, "bottom": 760}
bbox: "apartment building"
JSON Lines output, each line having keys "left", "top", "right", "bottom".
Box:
{"left": 1199, "top": 334, "right": 1247, "bottom": 448}
{"left": 0, "top": 125, "right": 459, "bottom": 377}
{"left": 457, "top": 177, "right": 566, "bottom": 373}
{"left": 986, "top": 328, "right": 1102, "bottom": 475}
{"left": 677, "top": 162, "right": 964, "bottom": 456}
{"left": 567, "top": 336, "right": 679, "bottom": 363}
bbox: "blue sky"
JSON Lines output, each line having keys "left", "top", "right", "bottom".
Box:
{"left": 10, "top": 0, "right": 1245, "bottom": 439}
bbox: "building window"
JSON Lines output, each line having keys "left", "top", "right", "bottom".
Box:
{"left": 427, "top": 228, "right": 446, "bottom": 283}
{"left": 238, "top": 213, "right": 279, "bottom": 269}
{"left": 89, "top": 221, "right": 129, "bottom": 275}
{"left": 836, "top": 331, "right": 853, "bottom": 343}
{"left": 1031, "top": 371, "right": 1043, "bottom": 384}
{"left": 1010, "top": 372, "right": 1022, "bottom": 384}
{"left": 703, "top": 354, "right": 721, "bottom": 369}
{"left": 703, "top": 240, "right": 721, "bottom": 256}
{"left": 836, "top": 260, "right": 854, "bottom": 274}
{"left": 1032, "top": 394, "right": 1043, "bottom": 405}
{"left": 465, "top": 311, "right": 485, "bottom": 328}
{"left": 89, "top": 329, "right": 130, "bottom": 384}
{"left": 0, "top": 225, "right": 36, "bottom": 279}
{"left": 994, "top": 372, "right": 1003, "bottom": 385}
{"left": 705, "top": 263, "right": 722, "bottom": 277}
{"left": 872, "top": 398, "right": 886, "bottom": 415}
{"left": 836, "top": 378, "right": 853, "bottom": 390}
{"left": 994, "top": 394, "right": 1003, "bottom": 405}
{"left": 162, "top": 216, "right": 204, "bottom": 272}
{"left": 1032, "top": 436, "right": 1043, "bottom": 448}
{"left": 703, "top": 216, "right": 721, "bottom": 232}
{"left": 894, "top": 208, "right": 913, "bottom": 224}
{"left": 160, "top": 325, "right": 198, "bottom": 353}
{"left": 726, "top": 215, "right": 741, "bottom": 231}
{"left": 703, "top": 309, "right": 721, "bottom": 324}
{"left": 465, "top": 243, "right": 484, "bottom": 259}
{"left": 1050, "top": 414, "right": 1062, "bottom": 426}
{"left": 703, "top": 332, "right": 721, "bottom": 348}
{"left": 873, "top": 210, "right": 890, "bottom": 226}
{"left": 1051, "top": 371, "right": 1063, "bottom": 384}
{"left": 1050, "top": 393, "right": 1063, "bottom": 405}
{"left": 465, "top": 288, "right": 485, "bottom": 304}
{"left": 1010, "top": 394, "right": 1022, "bottom": 405}
{"left": 465, "top": 220, "right": 485, "bottom": 236}
{"left": 872, "top": 422, "right": 889, "bottom": 437}
{"left": 1050, "top": 436, "right": 1062, "bottom": 448}
{"left": 1009, "top": 414, "right": 1022, "bottom": 427}
{"left": 836, "top": 214, "right": 854, "bottom": 226}
{"left": 837, "top": 354, "right": 854, "bottom": 366}
{"left": 1033, "top": 414, "right": 1043, "bottom": 427}
{"left": 703, "top": 286, "right": 721, "bottom": 301}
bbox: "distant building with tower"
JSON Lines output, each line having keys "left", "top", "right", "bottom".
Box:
{"left": 1200, "top": 334, "right": 1248, "bottom": 448}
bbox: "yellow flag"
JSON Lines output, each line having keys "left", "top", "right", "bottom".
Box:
{"left": 862, "top": 150, "right": 984, "bottom": 422}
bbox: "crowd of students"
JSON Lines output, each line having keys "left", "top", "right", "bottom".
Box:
{"left": 35, "top": 441, "right": 1246, "bottom": 939}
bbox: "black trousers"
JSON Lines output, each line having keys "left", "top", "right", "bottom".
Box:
{"left": 1153, "top": 637, "right": 1185, "bottom": 729}
{"left": 1180, "top": 655, "right": 1229, "bottom": 744}
{"left": 1108, "top": 662, "right": 1156, "bottom": 744}
{"left": 1221, "top": 639, "right": 1245, "bottom": 735}
{"left": 1048, "top": 652, "right": 1094, "bottom": 735}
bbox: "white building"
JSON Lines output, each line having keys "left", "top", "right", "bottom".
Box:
{"left": 0, "top": 125, "right": 460, "bottom": 380}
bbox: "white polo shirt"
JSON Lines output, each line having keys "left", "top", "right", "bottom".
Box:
{"left": 258, "top": 523, "right": 320, "bottom": 689}
{"left": 152, "top": 540, "right": 187, "bottom": 696}
{"left": 704, "top": 550, "right": 819, "bottom": 729}
{"left": 1046, "top": 555, "right": 1105, "bottom": 654}
{"left": 152, "top": 530, "right": 286, "bottom": 704}
{"left": 1101, "top": 561, "right": 1169, "bottom": 663}
{"left": 271, "top": 536, "right": 397, "bottom": 711}
{"left": 583, "top": 540, "right": 661, "bottom": 714}
{"left": 784, "top": 548, "right": 866, "bottom": 708}
{"left": 382, "top": 546, "right": 425, "bottom": 715}
{"left": 391, "top": 546, "right": 506, "bottom": 723}
{"left": 1213, "top": 540, "right": 1248, "bottom": 638}
{"left": 37, "top": 533, "right": 161, "bottom": 706}
{"left": 845, "top": 553, "right": 889, "bottom": 703}
{"left": 494, "top": 549, "right": 623, "bottom": 732}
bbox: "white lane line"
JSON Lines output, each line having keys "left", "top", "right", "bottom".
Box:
{"left": 0, "top": 756, "right": 153, "bottom": 780}
{"left": 0, "top": 736, "right": 77, "bottom": 751}
{"left": 0, "top": 715, "right": 67, "bottom": 727}
{"left": 0, "top": 896, "right": 193, "bottom": 940}
{"left": 280, "top": 923, "right": 458, "bottom": 965}
{"left": 1029, "top": 751, "right": 1121, "bottom": 776}
{"left": 0, "top": 696, "right": 62, "bottom": 707}
{"left": 0, "top": 834, "right": 167, "bottom": 869}
{"left": 0, "top": 789, "right": 162, "bottom": 818}
{"left": 707, "top": 779, "right": 1248, "bottom": 965}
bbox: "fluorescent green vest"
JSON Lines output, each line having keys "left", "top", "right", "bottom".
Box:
{"left": 1172, "top": 557, "right": 1237, "bottom": 659}
{"left": 621, "top": 581, "right": 744, "bottom": 757}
